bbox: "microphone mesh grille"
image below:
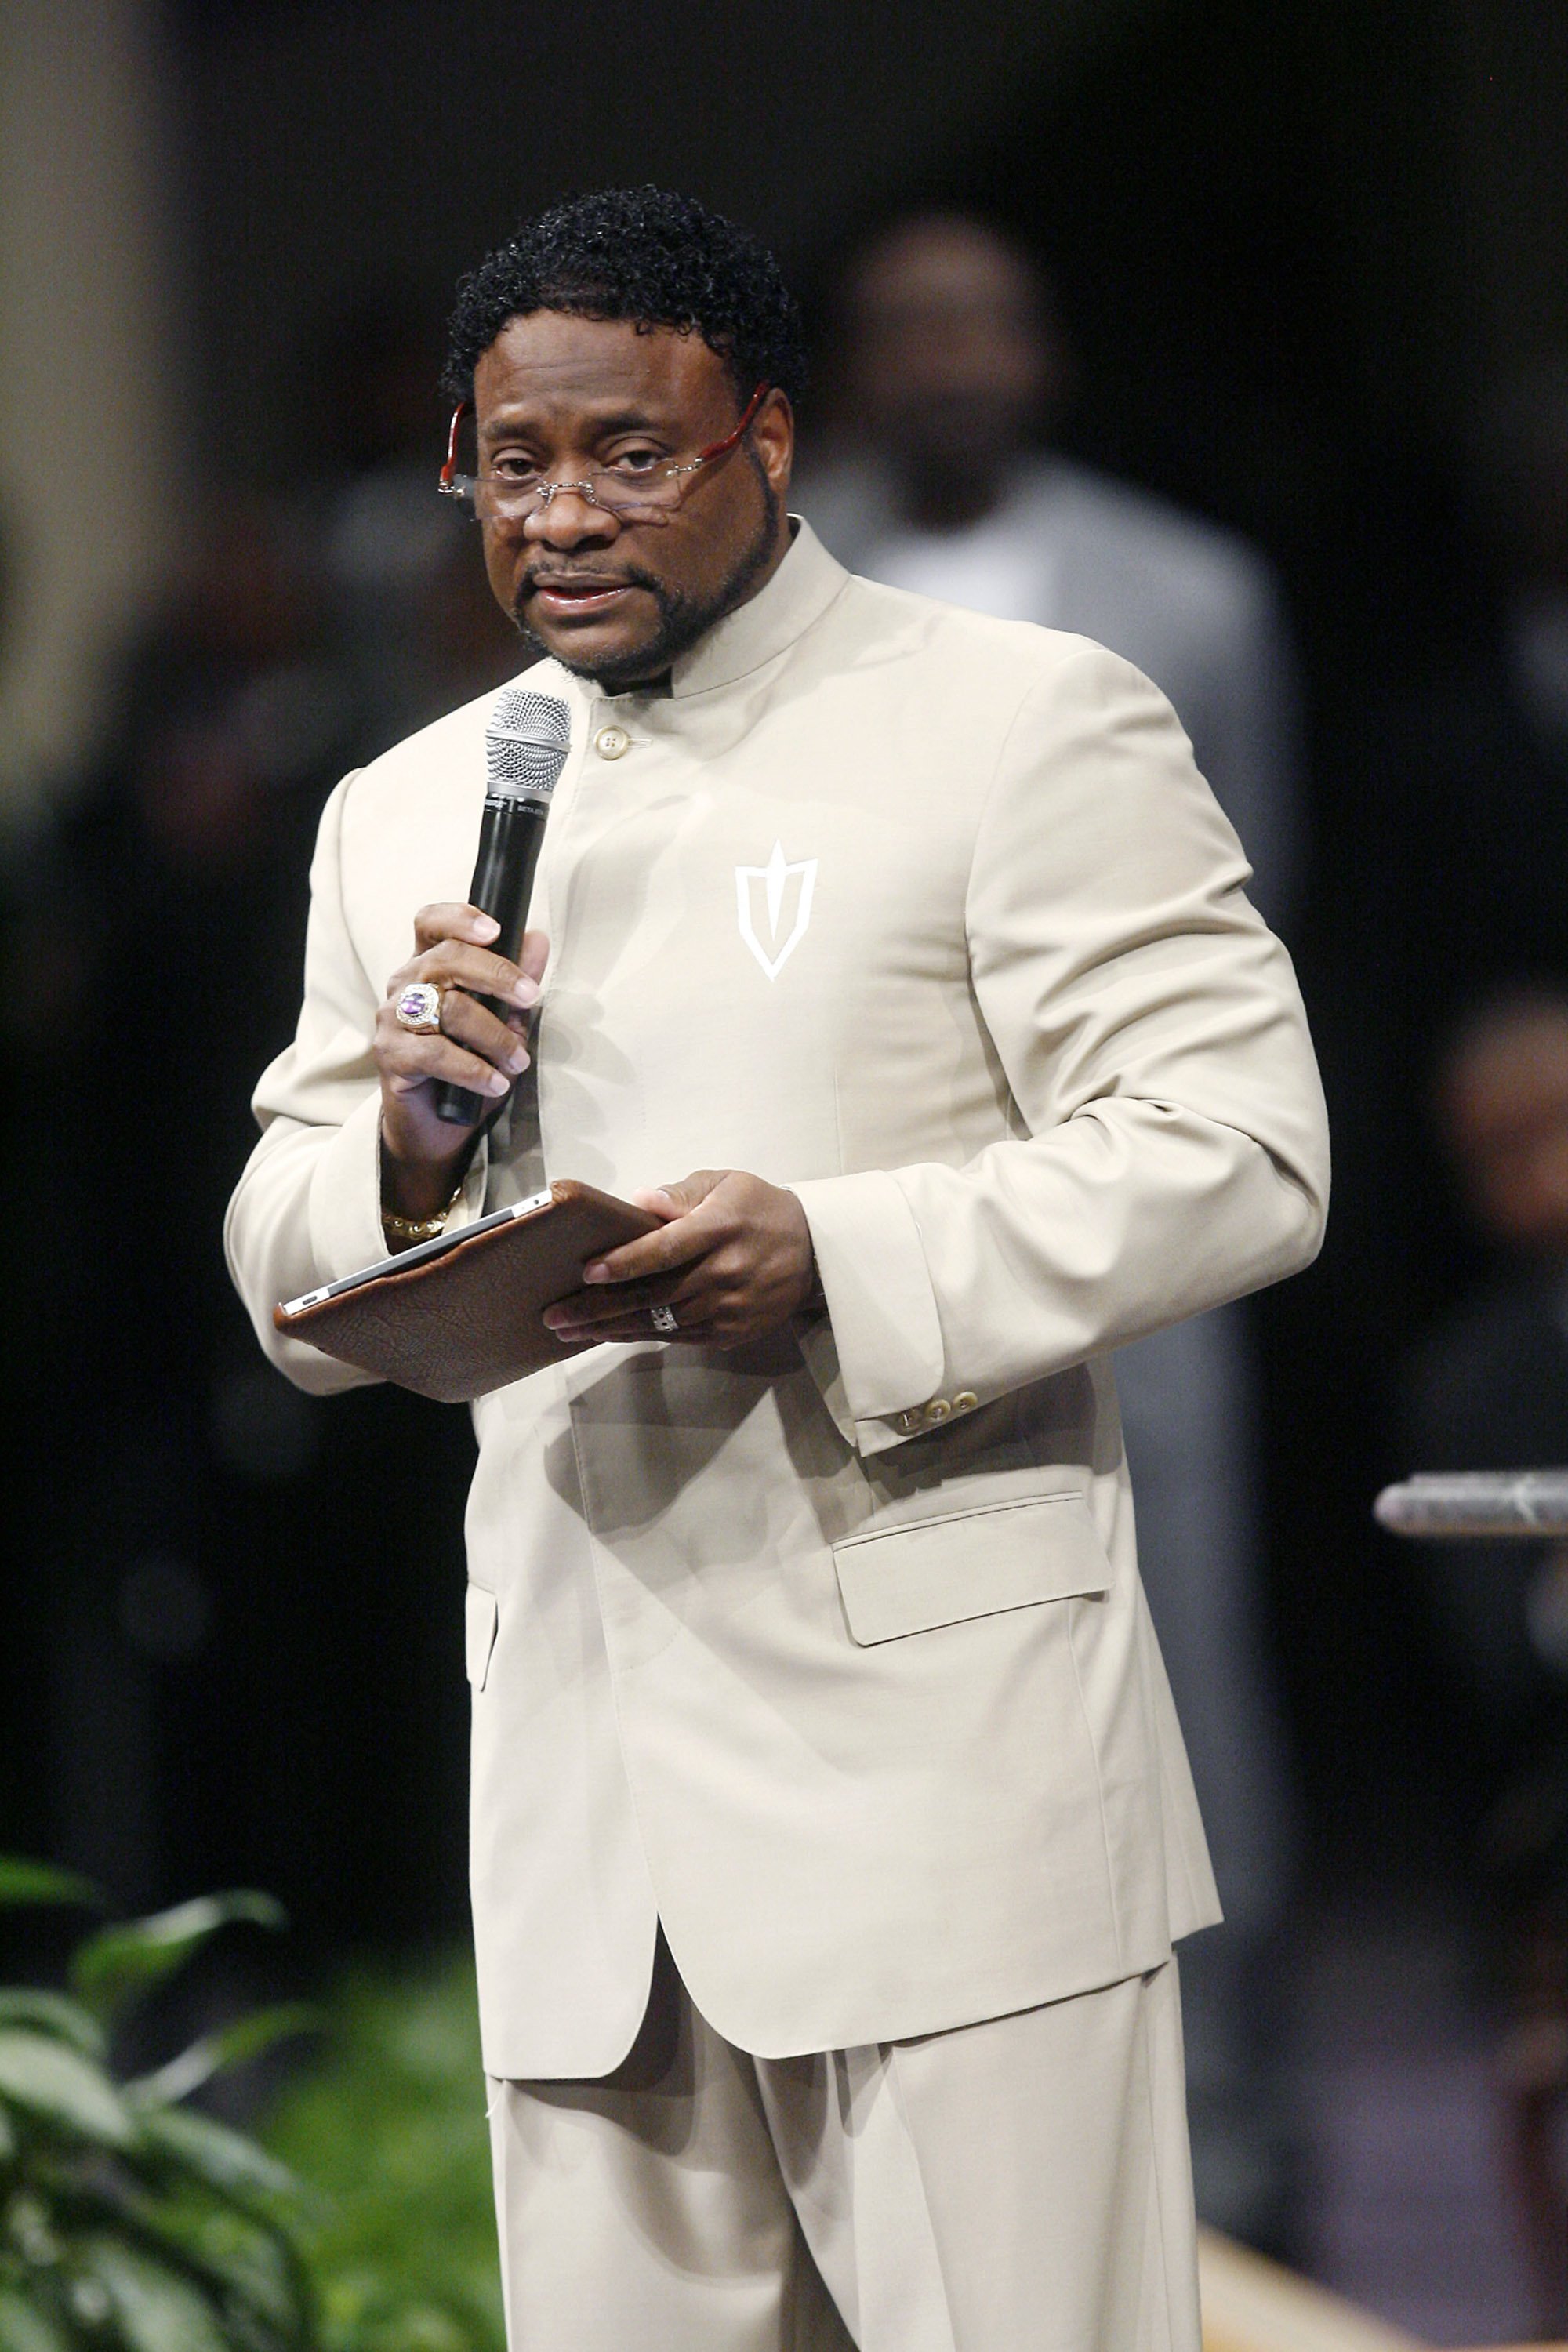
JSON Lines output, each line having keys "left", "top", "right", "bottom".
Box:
{"left": 485, "top": 689, "right": 573, "bottom": 798}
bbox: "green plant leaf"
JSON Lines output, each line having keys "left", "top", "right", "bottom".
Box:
{"left": 180, "top": 2218, "right": 308, "bottom": 2347}
{"left": 69, "top": 1896, "right": 287, "bottom": 2024}
{"left": 16, "top": 2169, "right": 307, "bottom": 2352}
{"left": 136, "top": 2107, "right": 299, "bottom": 2206}
{"left": 2, "top": 2190, "right": 62, "bottom": 2267}
{"left": 0, "top": 1861, "right": 100, "bottom": 1914}
{"left": 164, "top": 2213, "right": 304, "bottom": 2335}
{"left": 0, "top": 2286, "right": 74, "bottom": 2352}
{"left": 74, "top": 2237, "right": 230, "bottom": 2352}
{"left": 0, "top": 2032, "right": 136, "bottom": 2149}
{"left": 127, "top": 2007, "right": 321, "bottom": 2111}
{"left": 96, "top": 2187, "right": 312, "bottom": 2348}
{"left": 0, "top": 1994, "right": 106, "bottom": 2061}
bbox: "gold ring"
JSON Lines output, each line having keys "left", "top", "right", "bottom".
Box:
{"left": 394, "top": 982, "right": 442, "bottom": 1035}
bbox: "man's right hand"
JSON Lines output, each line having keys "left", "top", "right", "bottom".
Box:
{"left": 375, "top": 903, "right": 550, "bottom": 1220}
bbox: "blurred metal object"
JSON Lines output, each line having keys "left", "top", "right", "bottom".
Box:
{"left": 1374, "top": 1471, "right": 1568, "bottom": 1538}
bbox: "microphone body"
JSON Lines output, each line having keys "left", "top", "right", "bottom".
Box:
{"left": 432, "top": 690, "right": 572, "bottom": 1127}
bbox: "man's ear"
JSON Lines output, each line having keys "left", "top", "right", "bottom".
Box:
{"left": 753, "top": 389, "right": 794, "bottom": 495}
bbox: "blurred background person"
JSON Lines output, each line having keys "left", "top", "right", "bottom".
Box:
{"left": 1405, "top": 987, "right": 1568, "bottom": 1788}
{"left": 8, "top": 492, "right": 356, "bottom": 1911}
{"left": 0, "top": 287, "right": 530, "bottom": 1980}
{"left": 802, "top": 209, "right": 1305, "bottom": 2249}
{"left": 4, "top": 491, "right": 478, "bottom": 1944}
{"left": 1399, "top": 985, "right": 1568, "bottom": 2330}
{"left": 313, "top": 295, "right": 524, "bottom": 754}
{"left": 802, "top": 212, "right": 1301, "bottom": 920}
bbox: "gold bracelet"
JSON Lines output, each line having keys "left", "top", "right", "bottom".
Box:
{"left": 381, "top": 1181, "right": 464, "bottom": 1246}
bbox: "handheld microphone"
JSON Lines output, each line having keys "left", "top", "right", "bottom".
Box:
{"left": 432, "top": 688, "right": 572, "bottom": 1127}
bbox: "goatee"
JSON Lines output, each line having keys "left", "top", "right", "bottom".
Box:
{"left": 511, "top": 487, "right": 781, "bottom": 694}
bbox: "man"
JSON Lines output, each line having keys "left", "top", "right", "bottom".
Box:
{"left": 803, "top": 212, "right": 1306, "bottom": 2242}
{"left": 802, "top": 213, "right": 1301, "bottom": 924}
{"left": 1403, "top": 989, "right": 1568, "bottom": 1756}
{"left": 227, "top": 189, "right": 1328, "bottom": 2350}
{"left": 1399, "top": 987, "right": 1568, "bottom": 2332}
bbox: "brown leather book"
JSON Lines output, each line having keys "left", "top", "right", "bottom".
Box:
{"left": 272, "top": 1178, "right": 661, "bottom": 1403}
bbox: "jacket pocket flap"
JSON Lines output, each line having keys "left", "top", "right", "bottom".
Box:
{"left": 833, "top": 1494, "right": 1109, "bottom": 1646}
{"left": 464, "top": 1584, "right": 499, "bottom": 1690}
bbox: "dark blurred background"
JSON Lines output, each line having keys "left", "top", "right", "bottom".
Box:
{"left": 6, "top": 0, "right": 1568, "bottom": 2337}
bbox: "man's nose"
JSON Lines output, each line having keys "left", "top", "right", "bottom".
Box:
{"left": 521, "top": 489, "right": 622, "bottom": 550}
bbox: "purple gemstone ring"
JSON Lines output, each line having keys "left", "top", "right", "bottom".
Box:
{"left": 393, "top": 981, "right": 443, "bottom": 1035}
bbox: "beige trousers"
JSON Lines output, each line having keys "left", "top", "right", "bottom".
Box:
{"left": 486, "top": 1940, "right": 1200, "bottom": 2352}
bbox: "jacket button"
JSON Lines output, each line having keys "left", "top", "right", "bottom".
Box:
{"left": 953, "top": 1392, "right": 978, "bottom": 1413}
{"left": 924, "top": 1399, "right": 952, "bottom": 1425}
{"left": 594, "top": 724, "right": 631, "bottom": 760}
{"left": 895, "top": 1408, "right": 924, "bottom": 1435}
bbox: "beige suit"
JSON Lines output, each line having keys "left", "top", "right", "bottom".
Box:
{"left": 226, "top": 524, "right": 1327, "bottom": 2094}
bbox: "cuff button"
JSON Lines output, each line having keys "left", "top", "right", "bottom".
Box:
{"left": 953, "top": 1392, "right": 978, "bottom": 1413}
{"left": 924, "top": 1399, "right": 952, "bottom": 1425}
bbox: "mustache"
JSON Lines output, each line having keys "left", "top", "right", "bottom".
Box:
{"left": 517, "top": 562, "right": 663, "bottom": 596}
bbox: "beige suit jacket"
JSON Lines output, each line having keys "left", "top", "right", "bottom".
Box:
{"left": 226, "top": 523, "right": 1328, "bottom": 2076}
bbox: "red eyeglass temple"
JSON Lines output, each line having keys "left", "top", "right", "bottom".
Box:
{"left": 702, "top": 380, "right": 770, "bottom": 456}
{"left": 440, "top": 381, "right": 770, "bottom": 489}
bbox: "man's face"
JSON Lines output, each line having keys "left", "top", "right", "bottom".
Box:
{"left": 1445, "top": 1015, "right": 1568, "bottom": 1260}
{"left": 842, "top": 220, "right": 1054, "bottom": 491}
{"left": 472, "top": 313, "right": 792, "bottom": 689}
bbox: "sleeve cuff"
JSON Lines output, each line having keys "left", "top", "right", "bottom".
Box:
{"left": 789, "top": 1171, "right": 946, "bottom": 1454}
{"left": 307, "top": 1091, "right": 490, "bottom": 1284}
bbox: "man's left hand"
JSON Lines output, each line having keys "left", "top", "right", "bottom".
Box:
{"left": 543, "top": 1171, "right": 817, "bottom": 1349}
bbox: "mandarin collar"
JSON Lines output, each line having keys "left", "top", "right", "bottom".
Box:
{"left": 662, "top": 517, "right": 848, "bottom": 701}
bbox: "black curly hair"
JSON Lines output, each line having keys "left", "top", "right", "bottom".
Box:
{"left": 442, "top": 187, "right": 808, "bottom": 412}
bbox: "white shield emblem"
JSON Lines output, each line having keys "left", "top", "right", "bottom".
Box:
{"left": 735, "top": 840, "right": 817, "bottom": 981}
